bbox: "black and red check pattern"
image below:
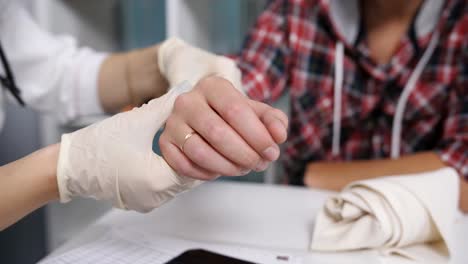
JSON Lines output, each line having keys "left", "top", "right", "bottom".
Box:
{"left": 236, "top": 0, "right": 468, "bottom": 184}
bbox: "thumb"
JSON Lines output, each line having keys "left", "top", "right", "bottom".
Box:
{"left": 118, "top": 144, "right": 203, "bottom": 213}
{"left": 136, "top": 152, "right": 203, "bottom": 212}
{"left": 138, "top": 81, "right": 193, "bottom": 134}
{"left": 150, "top": 151, "right": 204, "bottom": 190}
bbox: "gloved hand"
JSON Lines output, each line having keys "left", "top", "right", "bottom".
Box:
{"left": 158, "top": 37, "right": 243, "bottom": 93}
{"left": 56, "top": 82, "right": 202, "bottom": 212}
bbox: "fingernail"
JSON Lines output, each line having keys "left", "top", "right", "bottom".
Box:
{"left": 263, "top": 145, "right": 279, "bottom": 161}
{"left": 240, "top": 169, "right": 251, "bottom": 175}
{"left": 276, "top": 117, "right": 288, "bottom": 130}
{"left": 255, "top": 160, "right": 269, "bottom": 172}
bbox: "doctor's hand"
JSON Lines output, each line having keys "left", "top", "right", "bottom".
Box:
{"left": 158, "top": 38, "right": 243, "bottom": 92}
{"left": 57, "top": 83, "right": 201, "bottom": 213}
{"left": 159, "top": 76, "right": 289, "bottom": 180}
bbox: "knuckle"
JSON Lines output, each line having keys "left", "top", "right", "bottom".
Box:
{"left": 266, "top": 108, "right": 282, "bottom": 119}
{"left": 265, "top": 108, "right": 289, "bottom": 128}
{"left": 241, "top": 153, "right": 260, "bottom": 169}
{"left": 223, "top": 102, "right": 244, "bottom": 120}
{"left": 173, "top": 93, "right": 191, "bottom": 110}
{"left": 195, "top": 76, "right": 215, "bottom": 91}
{"left": 273, "top": 109, "right": 288, "bottom": 120}
{"left": 164, "top": 116, "right": 176, "bottom": 131}
{"left": 205, "top": 122, "right": 226, "bottom": 144}
{"left": 277, "top": 111, "right": 289, "bottom": 126}
{"left": 197, "top": 75, "right": 233, "bottom": 92}
{"left": 189, "top": 145, "right": 207, "bottom": 161}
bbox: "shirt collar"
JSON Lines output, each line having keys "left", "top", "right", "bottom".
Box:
{"left": 327, "top": 0, "right": 445, "bottom": 46}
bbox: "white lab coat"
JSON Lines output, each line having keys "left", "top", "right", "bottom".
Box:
{"left": 0, "top": 1, "right": 107, "bottom": 130}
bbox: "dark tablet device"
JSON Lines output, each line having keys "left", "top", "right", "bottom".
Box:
{"left": 164, "top": 249, "right": 257, "bottom": 264}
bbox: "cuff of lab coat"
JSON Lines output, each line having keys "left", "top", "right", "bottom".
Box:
{"left": 77, "top": 52, "right": 108, "bottom": 117}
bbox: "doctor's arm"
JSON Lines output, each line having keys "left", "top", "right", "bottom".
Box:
{"left": 97, "top": 45, "right": 168, "bottom": 113}
{"left": 0, "top": 84, "right": 205, "bottom": 231}
{"left": 0, "top": 144, "right": 59, "bottom": 231}
{"left": 3, "top": 4, "right": 168, "bottom": 120}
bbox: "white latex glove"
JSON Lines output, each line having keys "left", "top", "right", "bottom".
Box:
{"left": 56, "top": 82, "right": 202, "bottom": 212}
{"left": 158, "top": 37, "right": 243, "bottom": 93}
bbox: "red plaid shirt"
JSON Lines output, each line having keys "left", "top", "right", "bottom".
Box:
{"left": 236, "top": 0, "right": 468, "bottom": 184}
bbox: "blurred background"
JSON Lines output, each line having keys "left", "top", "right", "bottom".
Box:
{"left": 0, "top": 0, "right": 285, "bottom": 263}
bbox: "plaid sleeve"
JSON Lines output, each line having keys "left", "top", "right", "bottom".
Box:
{"left": 235, "top": 0, "right": 291, "bottom": 103}
{"left": 436, "top": 37, "right": 468, "bottom": 179}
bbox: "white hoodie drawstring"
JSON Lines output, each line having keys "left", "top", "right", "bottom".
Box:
{"left": 332, "top": 42, "right": 344, "bottom": 156}
{"left": 391, "top": 32, "right": 440, "bottom": 159}
{"left": 332, "top": 32, "right": 439, "bottom": 159}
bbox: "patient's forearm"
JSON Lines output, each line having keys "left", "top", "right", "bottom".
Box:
{"left": 0, "top": 144, "right": 60, "bottom": 230}
{"left": 304, "top": 151, "right": 468, "bottom": 213}
{"left": 460, "top": 179, "right": 468, "bottom": 213}
{"left": 304, "top": 152, "right": 447, "bottom": 191}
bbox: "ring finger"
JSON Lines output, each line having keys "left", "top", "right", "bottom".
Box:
{"left": 166, "top": 116, "right": 250, "bottom": 176}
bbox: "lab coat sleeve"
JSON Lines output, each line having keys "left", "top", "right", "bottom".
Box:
{"left": 0, "top": 3, "right": 108, "bottom": 123}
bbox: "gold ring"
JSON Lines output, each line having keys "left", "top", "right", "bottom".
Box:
{"left": 180, "top": 131, "right": 197, "bottom": 153}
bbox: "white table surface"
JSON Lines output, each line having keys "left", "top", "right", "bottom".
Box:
{"left": 44, "top": 181, "right": 468, "bottom": 263}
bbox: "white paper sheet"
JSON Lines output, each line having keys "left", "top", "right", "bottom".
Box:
{"left": 40, "top": 228, "right": 304, "bottom": 264}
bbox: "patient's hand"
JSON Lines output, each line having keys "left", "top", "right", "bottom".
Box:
{"left": 159, "top": 76, "right": 288, "bottom": 180}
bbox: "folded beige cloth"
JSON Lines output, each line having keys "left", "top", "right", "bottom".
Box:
{"left": 311, "top": 167, "right": 460, "bottom": 262}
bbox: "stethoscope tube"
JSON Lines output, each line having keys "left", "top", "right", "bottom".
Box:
{"left": 0, "top": 40, "right": 25, "bottom": 106}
